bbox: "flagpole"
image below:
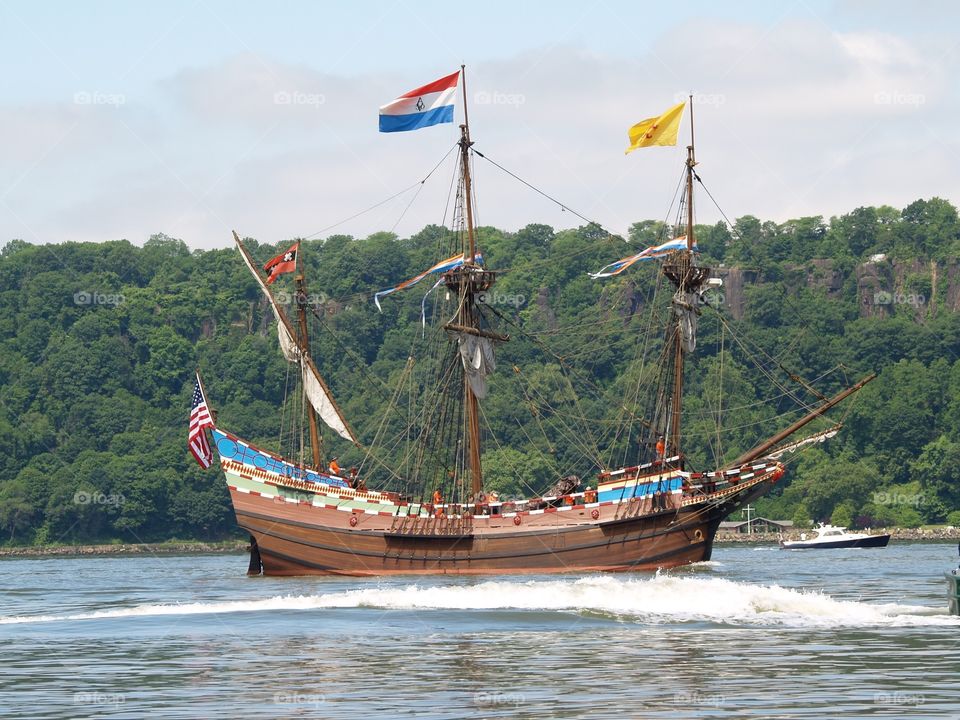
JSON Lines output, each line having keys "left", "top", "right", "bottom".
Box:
{"left": 457, "top": 68, "right": 478, "bottom": 265}
{"left": 195, "top": 368, "right": 216, "bottom": 425}
{"left": 460, "top": 64, "right": 470, "bottom": 139}
{"left": 190, "top": 368, "right": 216, "bottom": 470}
{"left": 686, "top": 94, "right": 696, "bottom": 253}
{"left": 688, "top": 93, "right": 696, "bottom": 161}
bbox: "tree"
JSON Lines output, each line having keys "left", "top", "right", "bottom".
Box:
{"left": 481, "top": 448, "right": 554, "bottom": 499}
{"left": 0, "top": 480, "right": 36, "bottom": 543}
{"left": 911, "top": 435, "right": 960, "bottom": 515}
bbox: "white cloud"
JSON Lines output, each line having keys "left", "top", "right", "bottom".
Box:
{"left": 1, "top": 15, "right": 957, "bottom": 250}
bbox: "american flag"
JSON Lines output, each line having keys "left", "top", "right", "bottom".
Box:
{"left": 189, "top": 373, "right": 215, "bottom": 468}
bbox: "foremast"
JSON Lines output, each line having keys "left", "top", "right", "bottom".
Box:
{"left": 294, "top": 270, "right": 324, "bottom": 470}
{"left": 232, "top": 231, "right": 359, "bottom": 469}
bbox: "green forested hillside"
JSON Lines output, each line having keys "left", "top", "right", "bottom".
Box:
{"left": 2, "top": 196, "right": 960, "bottom": 546}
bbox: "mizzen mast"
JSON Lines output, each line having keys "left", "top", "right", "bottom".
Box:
{"left": 662, "top": 95, "right": 710, "bottom": 460}
{"left": 685, "top": 95, "right": 697, "bottom": 253}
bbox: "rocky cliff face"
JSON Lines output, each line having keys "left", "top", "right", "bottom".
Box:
{"left": 857, "top": 259, "right": 894, "bottom": 319}
{"left": 857, "top": 257, "right": 935, "bottom": 320}
{"left": 707, "top": 257, "right": 954, "bottom": 322}
{"left": 711, "top": 266, "right": 760, "bottom": 321}
{"left": 943, "top": 261, "right": 960, "bottom": 312}
{"left": 534, "top": 287, "right": 559, "bottom": 330}
{"left": 805, "top": 259, "right": 845, "bottom": 297}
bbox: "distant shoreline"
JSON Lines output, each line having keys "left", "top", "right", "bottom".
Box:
{"left": 0, "top": 540, "right": 248, "bottom": 558}
{"left": 1, "top": 528, "right": 958, "bottom": 558}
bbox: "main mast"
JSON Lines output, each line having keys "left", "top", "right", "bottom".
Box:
{"left": 460, "top": 128, "right": 484, "bottom": 497}
{"left": 444, "top": 65, "right": 494, "bottom": 500}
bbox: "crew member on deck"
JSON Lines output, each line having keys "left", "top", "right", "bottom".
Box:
{"left": 433, "top": 489, "right": 444, "bottom": 517}
{"left": 655, "top": 435, "right": 666, "bottom": 459}
{"left": 475, "top": 491, "right": 488, "bottom": 515}
{"left": 328, "top": 456, "right": 341, "bottom": 476}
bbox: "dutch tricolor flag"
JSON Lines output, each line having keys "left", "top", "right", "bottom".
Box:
{"left": 379, "top": 70, "right": 460, "bottom": 133}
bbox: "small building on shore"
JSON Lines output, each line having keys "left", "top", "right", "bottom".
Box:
{"left": 720, "top": 518, "right": 794, "bottom": 535}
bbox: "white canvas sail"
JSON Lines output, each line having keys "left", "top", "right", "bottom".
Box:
{"left": 301, "top": 359, "right": 354, "bottom": 442}
{"left": 233, "top": 233, "right": 356, "bottom": 443}
{"left": 277, "top": 319, "right": 300, "bottom": 362}
{"left": 456, "top": 332, "right": 495, "bottom": 399}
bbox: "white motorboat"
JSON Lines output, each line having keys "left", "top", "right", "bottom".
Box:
{"left": 779, "top": 523, "right": 890, "bottom": 549}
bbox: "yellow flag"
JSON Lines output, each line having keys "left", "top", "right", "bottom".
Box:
{"left": 625, "top": 102, "right": 686, "bottom": 154}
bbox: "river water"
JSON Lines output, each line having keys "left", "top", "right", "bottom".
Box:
{"left": 1, "top": 542, "right": 958, "bottom": 719}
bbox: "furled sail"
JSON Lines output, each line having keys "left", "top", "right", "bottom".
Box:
{"left": 233, "top": 232, "right": 356, "bottom": 443}
{"left": 456, "top": 332, "right": 495, "bottom": 399}
{"left": 277, "top": 320, "right": 300, "bottom": 362}
{"left": 673, "top": 291, "right": 699, "bottom": 353}
{"left": 764, "top": 425, "right": 841, "bottom": 460}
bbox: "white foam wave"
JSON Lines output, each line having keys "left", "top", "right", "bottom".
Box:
{"left": 2, "top": 575, "right": 956, "bottom": 628}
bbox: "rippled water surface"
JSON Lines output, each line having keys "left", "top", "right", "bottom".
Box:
{"left": 1, "top": 542, "right": 958, "bottom": 719}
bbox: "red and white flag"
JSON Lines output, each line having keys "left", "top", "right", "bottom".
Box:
{"left": 189, "top": 373, "right": 215, "bottom": 468}
{"left": 263, "top": 242, "right": 299, "bottom": 285}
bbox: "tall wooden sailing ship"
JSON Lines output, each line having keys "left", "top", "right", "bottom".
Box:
{"left": 206, "top": 76, "right": 874, "bottom": 576}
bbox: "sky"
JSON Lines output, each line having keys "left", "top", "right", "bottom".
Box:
{"left": 1, "top": 0, "right": 957, "bottom": 249}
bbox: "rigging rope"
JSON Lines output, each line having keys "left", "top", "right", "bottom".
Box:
{"left": 302, "top": 143, "right": 458, "bottom": 240}
{"left": 717, "top": 322, "right": 725, "bottom": 464}
{"left": 472, "top": 147, "right": 620, "bottom": 237}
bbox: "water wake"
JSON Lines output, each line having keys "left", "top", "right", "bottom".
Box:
{"left": 2, "top": 575, "right": 955, "bottom": 627}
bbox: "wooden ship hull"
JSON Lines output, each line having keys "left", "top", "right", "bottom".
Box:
{"left": 215, "top": 428, "right": 785, "bottom": 576}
